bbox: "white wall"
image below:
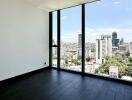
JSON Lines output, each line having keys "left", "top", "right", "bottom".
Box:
{"left": 0, "top": 0, "right": 49, "bottom": 81}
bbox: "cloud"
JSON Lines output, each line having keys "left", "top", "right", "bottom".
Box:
{"left": 61, "top": 30, "right": 80, "bottom": 42}
{"left": 85, "top": 27, "right": 132, "bottom": 36}
{"left": 61, "top": 27, "right": 132, "bottom": 43}
{"left": 113, "top": 1, "right": 120, "bottom": 5}
{"left": 85, "top": 27, "right": 132, "bottom": 42}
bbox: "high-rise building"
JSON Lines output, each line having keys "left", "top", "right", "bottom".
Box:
{"left": 112, "top": 32, "right": 117, "bottom": 39}
{"left": 129, "top": 42, "right": 132, "bottom": 57}
{"left": 129, "top": 42, "right": 132, "bottom": 50}
{"left": 112, "top": 32, "right": 119, "bottom": 47}
{"left": 77, "top": 48, "right": 82, "bottom": 59}
{"left": 96, "top": 35, "right": 112, "bottom": 64}
{"left": 119, "top": 43, "right": 129, "bottom": 53}
{"left": 120, "top": 38, "right": 124, "bottom": 45}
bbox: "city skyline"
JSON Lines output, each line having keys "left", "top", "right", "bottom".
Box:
{"left": 53, "top": 0, "right": 132, "bottom": 43}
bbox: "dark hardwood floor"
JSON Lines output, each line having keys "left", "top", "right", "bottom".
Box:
{"left": 0, "top": 69, "right": 132, "bottom": 100}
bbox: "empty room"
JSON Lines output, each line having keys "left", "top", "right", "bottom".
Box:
{"left": 0, "top": 0, "right": 132, "bottom": 100}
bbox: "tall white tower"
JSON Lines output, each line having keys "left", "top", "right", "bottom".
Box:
{"left": 96, "top": 35, "right": 112, "bottom": 64}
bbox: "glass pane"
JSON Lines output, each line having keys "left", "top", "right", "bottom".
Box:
{"left": 85, "top": 0, "right": 132, "bottom": 81}
{"left": 60, "top": 6, "right": 81, "bottom": 72}
{"left": 52, "top": 11, "right": 57, "bottom": 45}
{"left": 52, "top": 47, "right": 57, "bottom": 67}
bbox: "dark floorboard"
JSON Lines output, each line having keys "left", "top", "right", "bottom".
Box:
{"left": 0, "top": 69, "right": 132, "bottom": 100}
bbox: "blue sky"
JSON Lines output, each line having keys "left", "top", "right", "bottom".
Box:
{"left": 53, "top": 0, "right": 132, "bottom": 43}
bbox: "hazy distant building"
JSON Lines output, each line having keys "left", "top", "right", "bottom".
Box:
{"left": 78, "top": 34, "right": 82, "bottom": 58}
{"left": 85, "top": 47, "right": 89, "bottom": 58}
{"left": 129, "top": 42, "right": 132, "bottom": 49}
{"left": 77, "top": 48, "right": 81, "bottom": 59}
{"left": 120, "top": 38, "right": 124, "bottom": 45}
{"left": 53, "top": 47, "right": 57, "bottom": 58}
{"left": 112, "top": 32, "right": 119, "bottom": 47}
{"left": 119, "top": 43, "right": 129, "bottom": 53}
{"left": 85, "top": 43, "right": 96, "bottom": 60}
{"left": 78, "top": 34, "right": 82, "bottom": 48}
{"left": 78, "top": 48, "right": 92, "bottom": 59}
{"left": 112, "top": 32, "right": 117, "bottom": 39}
{"left": 96, "top": 35, "right": 112, "bottom": 64}
{"left": 118, "top": 43, "right": 129, "bottom": 60}
{"left": 130, "top": 42, "right": 132, "bottom": 57}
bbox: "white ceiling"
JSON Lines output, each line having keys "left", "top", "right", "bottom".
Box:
{"left": 24, "top": 0, "right": 98, "bottom": 12}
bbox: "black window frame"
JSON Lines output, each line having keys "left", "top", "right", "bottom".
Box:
{"left": 49, "top": 4, "right": 85, "bottom": 73}
{"left": 49, "top": 1, "right": 132, "bottom": 85}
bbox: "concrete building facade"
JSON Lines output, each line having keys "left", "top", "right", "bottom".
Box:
{"left": 96, "top": 35, "right": 112, "bottom": 64}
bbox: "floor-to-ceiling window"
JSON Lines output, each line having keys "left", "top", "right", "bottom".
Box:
{"left": 51, "top": 0, "right": 132, "bottom": 81}
{"left": 52, "top": 11, "right": 58, "bottom": 67}
{"left": 60, "top": 6, "right": 82, "bottom": 71}
{"left": 85, "top": 0, "right": 132, "bottom": 81}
